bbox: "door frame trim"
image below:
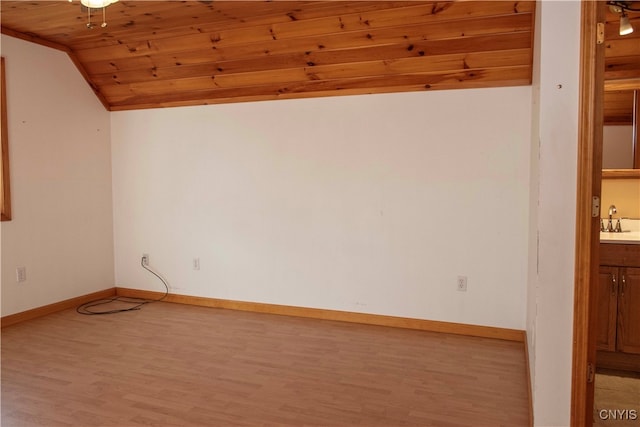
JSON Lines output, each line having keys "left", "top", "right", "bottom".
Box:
{"left": 571, "top": 2, "right": 605, "bottom": 426}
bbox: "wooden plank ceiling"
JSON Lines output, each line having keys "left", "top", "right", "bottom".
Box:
{"left": 604, "top": 2, "right": 640, "bottom": 125}
{"left": 1, "top": 1, "right": 537, "bottom": 111}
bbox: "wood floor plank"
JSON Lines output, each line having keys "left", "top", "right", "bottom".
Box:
{"left": 1, "top": 302, "right": 530, "bottom": 426}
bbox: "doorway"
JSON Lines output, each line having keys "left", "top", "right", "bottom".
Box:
{"left": 573, "top": 2, "right": 640, "bottom": 426}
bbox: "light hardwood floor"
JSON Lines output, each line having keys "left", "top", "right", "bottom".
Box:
{"left": 1, "top": 301, "right": 530, "bottom": 426}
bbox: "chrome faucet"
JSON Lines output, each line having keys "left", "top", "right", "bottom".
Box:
{"left": 605, "top": 205, "right": 623, "bottom": 232}
{"left": 607, "top": 205, "right": 617, "bottom": 232}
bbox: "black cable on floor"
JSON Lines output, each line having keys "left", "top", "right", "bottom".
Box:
{"left": 76, "top": 257, "right": 169, "bottom": 315}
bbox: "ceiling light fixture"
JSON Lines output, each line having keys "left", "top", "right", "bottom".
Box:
{"left": 69, "top": 0, "right": 118, "bottom": 29}
{"left": 619, "top": 11, "right": 634, "bottom": 35}
{"left": 80, "top": 0, "right": 118, "bottom": 8}
{"left": 608, "top": 1, "right": 638, "bottom": 36}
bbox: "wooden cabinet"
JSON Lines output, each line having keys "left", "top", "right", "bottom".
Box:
{"left": 597, "top": 266, "right": 618, "bottom": 351}
{"left": 597, "top": 243, "right": 640, "bottom": 372}
{"left": 597, "top": 265, "right": 640, "bottom": 354}
{"left": 617, "top": 266, "right": 640, "bottom": 354}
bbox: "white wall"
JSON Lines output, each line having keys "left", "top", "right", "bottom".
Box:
{"left": 0, "top": 35, "right": 114, "bottom": 316}
{"left": 526, "top": 0, "right": 543, "bottom": 403}
{"left": 528, "top": 2, "right": 581, "bottom": 426}
{"left": 112, "top": 87, "right": 532, "bottom": 330}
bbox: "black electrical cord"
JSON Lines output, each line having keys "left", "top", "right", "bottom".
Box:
{"left": 76, "top": 257, "right": 169, "bottom": 315}
{"left": 607, "top": 1, "right": 640, "bottom": 12}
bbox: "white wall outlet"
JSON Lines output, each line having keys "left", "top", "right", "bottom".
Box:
{"left": 457, "top": 275, "right": 468, "bottom": 292}
{"left": 16, "top": 267, "right": 26, "bottom": 283}
{"left": 142, "top": 253, "right": 149, "bottom": 266}
{"left": 193, "top": 257, "right": 200, "bottom": 270}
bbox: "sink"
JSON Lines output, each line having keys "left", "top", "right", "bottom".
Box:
{"left": 601, "top": 219, "right": 640, "bottom": 244}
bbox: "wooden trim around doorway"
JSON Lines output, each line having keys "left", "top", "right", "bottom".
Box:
{"left": 571, "top": 2, "right": 605, "bottom": 426}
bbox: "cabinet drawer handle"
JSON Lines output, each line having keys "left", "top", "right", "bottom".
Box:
{"left": 612, "top": 274, "right": 617, "bottom": 295}
{"left": 621, "top": 275, "right": 626, "bottom": 295}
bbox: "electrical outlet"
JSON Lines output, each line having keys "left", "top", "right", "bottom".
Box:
{"left": 193, "top": 257, "right": 200, "bottom": 270}
{"left": 142, "top": 254, "right": 149, "bottom": 266}
{"left": 16, "top": 267, "right": 26, "bottom": 283}
{"left": 457, "top": 275, "right": 468, "bottom": 292}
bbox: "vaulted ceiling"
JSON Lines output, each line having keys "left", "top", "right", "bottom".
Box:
{"left": 0, "top": 1, "right": 637, "bottom": 115}
{"left": 1, "top": 1, "right": 536, "bottom": 111}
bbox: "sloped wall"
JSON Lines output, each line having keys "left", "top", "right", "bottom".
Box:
{"left": 0, "top": 35, "right": 114, "bottom": 316}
